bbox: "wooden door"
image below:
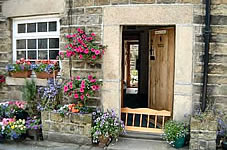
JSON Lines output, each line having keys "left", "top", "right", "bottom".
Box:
{"left": 149, "top": 28, "right": 175, "bottom": 112}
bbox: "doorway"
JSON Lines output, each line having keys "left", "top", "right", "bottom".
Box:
{"left": 121, "top": 26, "right": 175, "bottom": 133}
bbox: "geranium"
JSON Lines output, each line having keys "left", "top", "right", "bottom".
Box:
{"left": 59, "top": 28, "right": 106, "bottom": 62}
{"left": 32, "top": 60, "right": 59, "bottom": 74}
{"left": 2, "top": 118, "right": 15, "bottom": 126}
{"left": 63, "top": 75, "right": 102, "bottom": 106}
{"left": 6, "top": 58, "right": 32, "bottom": 72}
{"left": 91, "top": 109, "right": 125, "bottom": 143}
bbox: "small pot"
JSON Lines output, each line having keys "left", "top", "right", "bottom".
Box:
{"left": 27, "top": 129, "right": 43, "bottom": 141}
{"left": 98, "top": 136, "right": 111, "bottom": 148}
{"left": 222, "top": 141, "right": 227, "bottom": 150}
{"left": 173, "top": 137, "right": 185, "bottom": 149}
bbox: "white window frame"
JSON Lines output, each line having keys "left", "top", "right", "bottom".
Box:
{"left": 12, "top": 15, "right": 60, "bottom": 62}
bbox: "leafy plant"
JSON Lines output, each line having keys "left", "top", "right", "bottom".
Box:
{"left": 38, "top": 78, "right": 63, "bottom": 110}
{"left": 163, "top": 120, "right": 188, "bottom": 145}
{"left": 21, "top": 79, "right": 37, "bottom": 116}
{"left": 6, "top": 58, "right": 32, "bottom": 72}
{"left": 63, "top": 75, "right": 102, "bottom": 106}
{"left": 91, "top": 109, "right": 125, "bottom": 143}
{"left": 59, "top": 28, "right": 106, "bottom": 62}
{"left": 32, "top": 60, "right": 59, "bottom": 73}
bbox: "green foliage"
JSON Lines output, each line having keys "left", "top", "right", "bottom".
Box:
{"left": 163, "top": 120, "right": 188, "bottom": 144}
{"left": 21, "top": 79, "right": 37, "bottom": 116}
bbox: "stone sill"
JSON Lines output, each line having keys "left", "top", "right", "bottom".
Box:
{"left": 6, "top": 77, "right": 47, "bottom": 86}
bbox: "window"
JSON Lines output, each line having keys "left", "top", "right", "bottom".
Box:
{"left": 13, "top": 16, "right": 60, "bottom": 62}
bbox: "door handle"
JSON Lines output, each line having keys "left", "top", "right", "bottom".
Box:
{"left": 150, "top": 47, "right": 155, "bottom": 60}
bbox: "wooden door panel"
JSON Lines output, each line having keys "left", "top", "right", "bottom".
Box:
{"left": 149, "top": 28, "right": 175, "bottom": 112}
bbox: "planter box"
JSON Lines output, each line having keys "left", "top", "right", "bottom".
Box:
{"left": 35, "top": 70, "right": 58, "bottom": 79}
{"left": 9, "top": 70, "right": 32, "bottom": 78}
{"left": 190, "top": 117, "right": 217, "bottom": 150}
{"left": 41, "top": 111, "right": 92, "bottom": 144}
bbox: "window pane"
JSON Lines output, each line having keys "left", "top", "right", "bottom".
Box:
{"left": 18, "top": 24, "right": 26, "bottom": 33}
{"left": 38, "top": 22, "right": 47, "bottom": 32}
{"left": 49, "top": 21, "right": 57, "bottom": 31}
{"left": 17, "top": 51, "right": 26, "bottom": 59}
{"left": 16, "top": 40, "right": 26, "bottom": 49}
{"left": 28, "top": 39, "right": 36, "bottom": 49}
{"left": 49, "top": 38, "right": 59, "bottom": 48}
{"left": 38, "top": 39, "right": 47, "bottom": 49}
{"left": 49, "top": 50, "right": 59, "bottom": 59}
{"left": 28, "top": 51, "right": 37, "bottom": 59}
{"left": 27, "top": 23, "right": 36, "bottom": 33}
{"left": 38, "top": 50, "right": 48, "bottom": 59}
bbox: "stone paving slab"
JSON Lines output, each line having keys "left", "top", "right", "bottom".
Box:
{"left": 0, "top": 140, "right": 103, "bottom": 150}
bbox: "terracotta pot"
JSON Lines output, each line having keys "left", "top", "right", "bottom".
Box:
{"left": 98, "top": 136, "right": 110, "bottom": 148}
{"left": 35, "top": 70, "right": 58, "bottom": 79}
{"left": 27, "top": 129, "right": 43, "bottom": 141}
{"left": 9, "top": 70, "right": 32, "bottom": 78}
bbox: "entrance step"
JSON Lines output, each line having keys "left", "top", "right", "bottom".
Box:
{"left": 107, "top": 133, "right": 189, "bottom": 150}
{"left": 121, "top": 131, "right": 163, "bottom": 141}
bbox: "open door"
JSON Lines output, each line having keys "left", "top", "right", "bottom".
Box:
{"left": 149, "top": 28, "right": 175, "bottom": 112}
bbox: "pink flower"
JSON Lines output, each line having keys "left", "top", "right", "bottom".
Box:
{"left": 15, "top": 101, "right": 26, "bottom": 109}
{"left": 96, "top": 85, "right": 100, "bottom": 90}
{"left": 3, "top": 118, "right": 15, "bottom": 126}
{"left": 91, "top": 33, "right": 96, "bottom": 36}
{"left": 74, "top": 93, "right": 79, "bottom": 99}
{"left": 91, "top": 48, "right": 95, "bottom": 52}
{"left": 81, "top": 84, "right": 85, "bottom": 89}
{"left": 75, "top": 48, "right": 80, "bottom": 53}
{"left": 91, "top": 79, "right": 96, "bottom": 83}
{"left": 88, "top": 75, "right": 93, "bottom": 80}
{"left": 80, "top": 95, "right": 84, "bottom": 100}
{"left": 84, "top": 49, "right": 89, "bottom": 54}
{"left": 92, "top": 55, "right": 96, "bottom": 60}
{"left": 69, "top": 84, "right": 73, "bottom": 89}
{"left": 76, "top": 76, "right": 80, "bottom": 80}
{"left": 86, "top": 93, "right": 89, "bottom": 97}
{"left": 87, "top": 37, "right": 93, "bottom": 41}
{"left": 81, "top": 80, "right": 85, "bottom": 84}
{"left": 80, "top": 88, "right": 84, "bottom": 93}
{"left": 91, "top": 85, "right": 96, "bottom": 91}
{"left": 79, "top": 54, "right": 83, "bottom": 59}
{"left": 95, "top": 50, "right": 100, "bottom": 55}
{"left": 64, "top": 86, "right": 69, "bottom": 92}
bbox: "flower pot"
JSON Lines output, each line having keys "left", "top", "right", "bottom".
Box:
{"left": 9, "top": 70, "right": 32, "bottom": 78}
{"left": 222, "top": 141, "right": 227, "bottom": 150}
{"left": 98, "top": 136, "right": 111, "bottom": 148}
{"left": 0, "top": 134, "right": 5, "bottom": 143}
{"left": 173, "top": 137, "right": 185, "bottom": 149}
{"left": 35, "top": 70, "right": 58, "bottom": 79}
{"left": 27, "top": 129, "right": 43, "bottom": 141}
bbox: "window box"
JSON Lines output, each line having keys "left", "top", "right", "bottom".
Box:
{"left": 9, "top": 70, "right": 32, "bottom": 78}
{"left": 35, "top": 70, "right": 58, "bottom": 79}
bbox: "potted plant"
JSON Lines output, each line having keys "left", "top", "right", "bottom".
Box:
{"left": 3, "top": 119, "right": 27, "bottom": 141}
{"left": 163, "top": 120, "right": 188, "bottom": 149}
{"left": 6, "top": 58, "right": 32, "bottom": 78}
{"left": 217, "top": 117, "right": 227, "bottom": 149}
{"left": 63, "top": 75, "right": 102, "bottom": 109}
{"left": 26, "top": 116, "right": 42, "bottom": 141}
{"left": 91, "top": 109, "right": 125, "bottom": 147}
{"left": 59, "top": 28, "right": 106, "bottom": 62}
{"left": 32, "top": 60, "right": 59, "bottom": 79}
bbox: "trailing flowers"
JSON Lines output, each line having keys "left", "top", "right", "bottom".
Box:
{"left": 63, "top": 75, "right": 102, "bottom": 106}
{"left": 59, "top": 28, "right": 106, "bottom": 62}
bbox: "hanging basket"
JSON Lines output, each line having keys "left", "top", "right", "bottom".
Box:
{"left": 9, "top": 70, "right": 32, "bottom": 78}
{"left": 35, "top": 70, "right": 58, "bottom": 79}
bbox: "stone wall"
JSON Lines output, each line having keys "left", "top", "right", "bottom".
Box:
{"left": 190, "top": 117, "right": 217, "bottom": 150}
{"left": 41, "top": 111, "right": 92, "bottom": 144}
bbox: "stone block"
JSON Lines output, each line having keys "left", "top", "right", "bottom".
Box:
{"left": 71, "top": 8, "right": 84, "bottom": 15}
{"left": 211, "top": 15, "right": 227, "bottom": 25}
{"left": 85, "top": 7, "right": 102, "bottom": 14}
{"left": 77, "top": 15, "right": 101, "bottom": 25}
{"left": 131, "top": 0, "right": 155, "bottom": 3}
{"left": 41, "top": 111, "right": 50, "bottom": 121}
{"left": 94, "top": 0, "right": 110, "bottom": 6}
{"left": 179, "top": 0, "right": 201, "bottom": 4}
{"left": 157, "top": 0, "right": 176, "bottom": 3}
{"left": 50, "top": 123, "right": 61, "bottom": 132}
{"left": 74, "top": 0, "right": 93, "bottom": 7}
{"left": 72, "top": 60, "right": 86, "bottom": 69}
{"left": 42, "top": 121, "right": 51, "bottom": 131}
{"left": 111, "top": 0, "right": 129, "bottom": 5}
{"left": 50, "top": 112, "right": 63, "bottom": 122}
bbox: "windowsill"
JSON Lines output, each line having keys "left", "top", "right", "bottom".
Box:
{"left": 6, "top": 77, "right": 47, "bottom": 86}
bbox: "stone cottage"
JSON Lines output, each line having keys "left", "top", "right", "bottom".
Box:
{"left": 0, "top": 0, "right": 226, "bottom": 145}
